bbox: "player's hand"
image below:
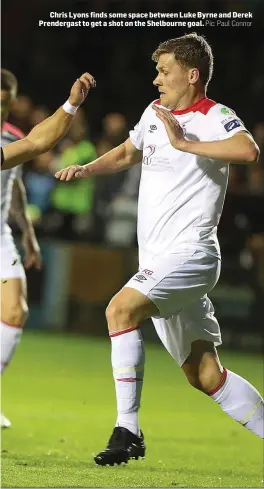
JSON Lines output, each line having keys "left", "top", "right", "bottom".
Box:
{"left": 69, "top": 72, "right": 96, "bottom": 106}
{"left": 21, "top": 231, "right": 42, "bottom": 270}
{"left": 55, "top": 164, "right": 90, "bottom": 181}
{"left": 152, "top": 105, "right": 187, "bottom": 150}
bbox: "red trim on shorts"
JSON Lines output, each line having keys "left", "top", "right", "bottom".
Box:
{"left": 153, "top": 97, "right": 217, "bottom": 115}
{"left": 109, "top": 325, "right": 140, "bottom": 338}
{"left": 2, "top": 122, "right": 25, "bottom": 139}
{"left": 1, "top": 320, "right": 23, "bottom": 329}
{"left": 208, "top": 368, "right": 227, "bottom": 396}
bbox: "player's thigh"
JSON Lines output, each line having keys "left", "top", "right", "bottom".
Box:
{"left": 125, "top": 249, "right": 221, "bottom": 319}
{"left": 106, "top": 287, "right": 159, "bottom": 330}
{"left": 1, "top": 238, "right": 27, "bottom": 312}
{"left": 1, "top": 234, "right": 26, "bottom": 286}
{"left": 1, "top": 278, "right": 28, "bottom": 323}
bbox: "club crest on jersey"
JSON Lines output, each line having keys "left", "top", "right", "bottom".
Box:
{"left": 143, "top": 144, "right": 156, "bottom": 165}
{"left": 224, "top": 119, "right": 241, "bottom": 132}
{"left": 148, "top": 124, "right": 157, "bottom": 133}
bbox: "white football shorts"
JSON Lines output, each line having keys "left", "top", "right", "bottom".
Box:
{"left": 124, "top": 247, "right": 222, "bottom": 366}
{"left": 0, "top": 233, "right": 25, "bottom": 280}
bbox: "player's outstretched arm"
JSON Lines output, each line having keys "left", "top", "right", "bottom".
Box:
{"left": 55, "top": 138, "right": 142, "bottom": 181}
{"left": 1, "top": 73, "right": 95, "bottom": 170}
{"left": 153, "top": 105, "right": 259, "bottom": 164}
{"left": 178, "top": 132, "right": 259, "bottom": 164}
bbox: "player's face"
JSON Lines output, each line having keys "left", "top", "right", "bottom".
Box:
{"left": 1, "top": 90, "right": 14, "bottom": 123}
{"left": 153, "top": 53, "right": 192, "bottom": 110}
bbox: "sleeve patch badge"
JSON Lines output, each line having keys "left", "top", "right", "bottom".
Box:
{"left": 224, "top": 119, "right": 241, "bottom": 132}
{"left": 220, "top": 107, "right": 235, "bottom": 116}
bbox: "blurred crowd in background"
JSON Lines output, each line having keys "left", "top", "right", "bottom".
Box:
{"left": 3, "top": 0, "right": 264, "bottom": 301}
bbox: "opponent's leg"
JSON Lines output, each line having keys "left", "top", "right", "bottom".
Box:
{"left": 182, "top": 340, "right": 264, "bottom": 438}
{"left": 1, "top": 277, "right": 28, "bottom": 427}
{"left": 94, "top": 287, "right": 158, "bottom": 466}
{"left": 1, "top": 277, "right": 28, "bottom": 373}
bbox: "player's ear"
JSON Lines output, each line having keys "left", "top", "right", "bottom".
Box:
{"left": 188, "top": 68, "right": 199, "bottom": 85}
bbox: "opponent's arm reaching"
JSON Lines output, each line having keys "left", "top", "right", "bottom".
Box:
{"left": 1, "top": 73, "right": 95, "bottom": 170}
{"left": 9, "top": 178, "right": 42, "bottom": 270}
{"left": 55, "top": 138, "right": 142, "bottom": 181}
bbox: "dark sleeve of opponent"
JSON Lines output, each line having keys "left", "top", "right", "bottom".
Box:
{"left": 1, "top": 147, "right": 4, "bottom": 167}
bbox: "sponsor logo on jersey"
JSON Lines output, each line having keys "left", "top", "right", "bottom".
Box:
{"left": 149, "top": 124, "right": 157, "bottom": 133}
{"left": 224, "top": 119, "right": 241, "bottom": 132}
{"left": 133, "top": 274, "right": 147, "bottom": 283}
{"left": 221, "top": 107, "right": 234, "bottom": 116}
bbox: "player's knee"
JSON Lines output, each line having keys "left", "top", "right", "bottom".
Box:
{"left": 105, "top": 300, "right": 134, "bottom": 331}
{"left": 2, "top": 300, "right": 28, "bottom": 327}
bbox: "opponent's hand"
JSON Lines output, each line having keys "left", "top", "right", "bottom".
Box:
{"left": 152, "top": 105, "right": 186, "bottom": 150}
{"left": 69, "top": 72, "right": 96, "bottom": 106}
{"left": 55, "top": 164, "right": 89, "bottom": 181}
{"left": 21, "top": 231, "right": 42, "bottom": 270}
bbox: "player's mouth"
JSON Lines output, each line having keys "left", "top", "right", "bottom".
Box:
{"left": 159, "top": 91, "right": 165, "bottom": 97}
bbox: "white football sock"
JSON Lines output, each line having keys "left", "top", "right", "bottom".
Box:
{"left": 110, "top": 326, "right": 145, "bottom": 436}
{"left": 210, "top": 368, "right": 264, "bottom": 438}
{"left": 1, "top": 320, "right": 23, "bottom": 374}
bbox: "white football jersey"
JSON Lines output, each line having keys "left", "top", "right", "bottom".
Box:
{"left": 1, "top": 123, "right": 24, "bottom": 236}
{"left": 129, "top": 97, "right": 248, "bottom": 260}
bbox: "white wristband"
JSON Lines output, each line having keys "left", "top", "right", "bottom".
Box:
{"left": 62, "top": 100, "right": 79, "bottom": 115}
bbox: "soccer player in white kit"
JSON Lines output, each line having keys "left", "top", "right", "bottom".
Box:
{"left": 1, "top": 71, "right": 96, "bottom": 428}
{"left": 55, "top": 33, "right": 263, "bottom": 464}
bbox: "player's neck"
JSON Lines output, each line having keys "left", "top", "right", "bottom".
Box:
{"left": 169, "top": 91, "right": 206, "bottom": 112}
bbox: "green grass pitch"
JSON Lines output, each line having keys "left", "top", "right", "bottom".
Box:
{"left": 1, "top": 331, "right": 263, "bottom": 488}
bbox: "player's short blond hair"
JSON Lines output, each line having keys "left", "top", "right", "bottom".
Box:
{"left": 152, "top": 32, "right": 214, "bottom": 88}
{"left": 1, "top": 69, "right": 18, "bottom": 99}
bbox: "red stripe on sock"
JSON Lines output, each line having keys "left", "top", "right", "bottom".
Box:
{"left": 208, "top": 368, "right": 227, "bottom": 396}
{"left": 1, "top": 362, "right": 8, "bottom": 367}
{"left": 116, "top": 377, "right": 143, "bottom": 382}
{"left": 116, "top": 378, "right": 137, "bottom": 382}
{"left": 1, "top": 320, "right": 22, "bottom": 329}
{"left": 109, "top": 325, "right": 140, "bottom": 337}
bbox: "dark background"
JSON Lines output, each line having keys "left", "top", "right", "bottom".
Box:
{"left": 2, "top": 0, "right": 264, "bottom": 346}
{"left": 2, "top": 0, "right": 264, "bottom": 130}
